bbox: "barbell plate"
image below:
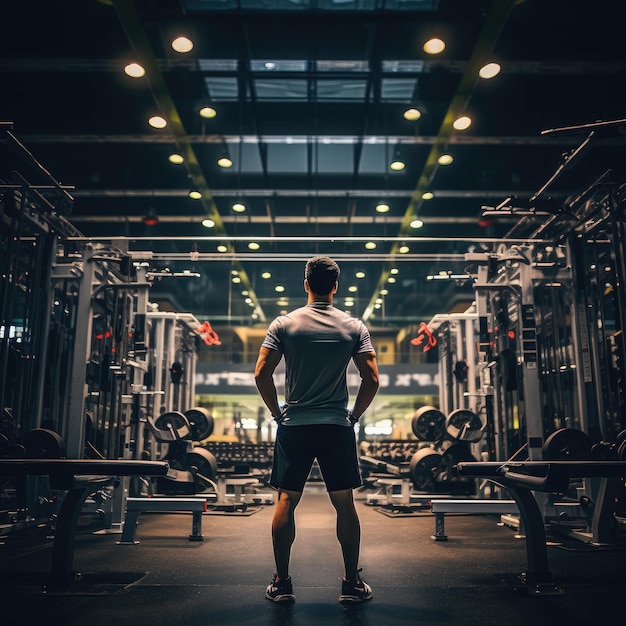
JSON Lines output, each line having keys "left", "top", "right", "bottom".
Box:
{"left": 184, "top": 447, "right": 218, "bottom": 491}
{"left": 409, "top": 448, "right": 443, "bottom": 491}
{"left": 542, "top": 427, "right": 593, "bottom": 460}
{"left": 412, "top": 406, "right": 447, "bottom": 442}
{"left": 154, "top": 411, "right": 191, "bottom": 441}
{"left": 184, "top": 407, "right": 214, "bottom": 441}
{"left": 445, "top": 409, "right": 483, "bottom": 443}
{"left": 440, "top": 443, "right": 478, "bottom": 494}
{"left": 23, "top": 428, "right": 67, "bottom": 459}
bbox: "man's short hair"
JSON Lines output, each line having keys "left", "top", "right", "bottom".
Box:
{"left": 305, "top": 256, "right": 340, "bottom": 295}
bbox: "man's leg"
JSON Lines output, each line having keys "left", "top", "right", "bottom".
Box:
{"left": 272, "top": 488, "right": 302, "bottom": 580}
{"left": 328, "top": 488, "right": 360, "bottom": 582}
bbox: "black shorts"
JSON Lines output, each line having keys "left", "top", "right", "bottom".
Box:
{"left": 270, "top": 424, "right": 362, "bottom": 493}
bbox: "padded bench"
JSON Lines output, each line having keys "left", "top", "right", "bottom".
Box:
{"left": 119, "top": 496, "right": 209, "bottom": 544}
{"left": 456, "top": 460, "right": 626, "bottom": 595}
{"left": 0, "top": 459, "right": 169, "bottom": 592}
{"left": 430, "top": 498, "right": 518, "bottom": 541}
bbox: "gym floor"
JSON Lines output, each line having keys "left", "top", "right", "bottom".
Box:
{"left": 1, "top": 484, "right": 625, "bottom": 626}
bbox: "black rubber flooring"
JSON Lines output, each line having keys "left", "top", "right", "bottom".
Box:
{"left": 1, "top": 484, "right": 625, "bottom": 625}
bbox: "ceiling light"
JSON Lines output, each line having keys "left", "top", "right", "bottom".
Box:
{"left": 248, "top": 242, "right": 260, "bottom": 250}
{"left": 232, "top": 202, "right": 246, "bottom": 213}
{"left": 390, "top": 268, "right": 399, "bottom": 274}
{"left": 403, "top": 108, "right": 422, "bottom": 121}
{"left": 275, "top": 285, "right": 285, "bottom": 292}
{"left": 399, "top": 245, "right": 409, "bottom": 254}
{"left": 376, "top": 203, "right": 390, "bottom": 213}
{"left": 438, "top": 154, "right": 454, "bottom": 165}
{"left": 124, "top": 63, "right": 145, "bottom": 78}
{"left": 202, "top": 218, "right": 215, "bottom": 228}
{"left": 348, "top": 285, "right": 357, "bottom": 292}
{"left": 380, "top": 289, "right": 389, "bottom": 295}
{"left": 217, "top": 245, "right": 227, "bottom": 252}
{"left": 410, "top": 219, "right": 424, "bottom": 229}
{"left": 423, "top": 38, "right": 445, "bottom": 54}
{"left": 376, "top": 298, "right": 383, "bottom": 304}
{"left": 168, "top": 153, "right": 184, "bottom": 164}
{"left": 421, "top": 191, "right": 434, "bottom": 200}
{"left": 189, "top": 191, "right": 202, "bottom": 199}
{"left": 261, "top": 272, "right": 271, "bottom": 279}
{"left": 231, "top": 270, "right": 239, "bottom": 275}
{"left": 355, "top": 271, "right": 366, "bottom": 279}
{"left": 479, "top": 62, "right": 501, "bottom": 79}
{"left": 389, "top": 159, "right": 406, "bottom": 171}
{"left": 388, "top": 277, "right": 396, "bottom": 283}
{"left": 199, "top": 106, "right": 217, "bottom": 119}
{"left": 148, "top": 116, "right": 167, "bottom": 129}
{"left": 217, "top": 156, "right": 233, "bottom": 168}
{"left": 245, "top": 298, "right": 252, "bottom": 304}
{"left": 242, "top": 290, "right": 249, "bottom": 296}
{"left": 365, "top": 242, "right": 377, "bottom": 250}
{"left": 453, "top": 116, "right": 472, "bottom": 131}
{"left": 232, "top": 276, "right": 241, "bottom": 283}
{"left": 172, "top": 36, "right": 194, "bottom": 53}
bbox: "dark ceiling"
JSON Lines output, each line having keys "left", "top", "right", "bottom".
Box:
{"left": 1, "top": 0, "right": 625, "bottom": 330}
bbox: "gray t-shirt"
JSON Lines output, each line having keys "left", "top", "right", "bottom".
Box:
{"left": 261, "top": 303, "right": 375, "bottom": 427}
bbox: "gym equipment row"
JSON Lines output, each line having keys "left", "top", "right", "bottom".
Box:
{"left": 143, "top": 408, "right": 275, "bottom": 508}
{"left": 359, "top": 406, "right": 484, "bottom": 511}
{"left": 418, "top": 147, "right": 626, "bottom": 561}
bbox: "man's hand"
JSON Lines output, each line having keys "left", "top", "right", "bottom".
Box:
{"left": 272, "top": 404, "right": 288, "bottom": 424}
{"left": 347, "top": 411, "right": 359, "bottom": 426}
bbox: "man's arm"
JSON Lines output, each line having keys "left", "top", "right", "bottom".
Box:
{"left": 254, "top": 346, "right": 284, "bottom": 418}
{"left": 351, "top": 350, "right": 380, "bottom": 420}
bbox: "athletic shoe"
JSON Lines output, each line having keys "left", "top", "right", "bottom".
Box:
{"left": 265, "top": 574, "right": 295, "bottom": 604}
{"left": 339, "top": 569, "right": 373, "bottom": 604}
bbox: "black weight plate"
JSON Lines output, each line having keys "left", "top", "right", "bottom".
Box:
{"left": 446, "top": 409, "right": 483, "bottom": 443}
{"left": 409, "top": 448, "right": 443, "bottom": 491}
{"left": 591, "top": 442, "right": 615, "bottom": 460}
{"left": 440, "top": 444, "right": 478, "bottom": 494}
{"left": 184, "top": 447, "right": 218, "bottom": 491}
{"left": 542, "top": 428, "right": 593, "bottom": 460}
{"left": 154, "top": 411, "right": 191, "bottom": 441}
{"left": 23, "top": 428, "right": 67, "bottom": 458}
{"left": 412, "top": 406, "right": 446, "bottom": 442}
{"left": 184, "top": 407, "right": 214, "bottom": 441}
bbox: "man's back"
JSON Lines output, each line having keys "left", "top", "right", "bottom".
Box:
{"left": 263, "top": 302, "right": 372, "bottom": 425}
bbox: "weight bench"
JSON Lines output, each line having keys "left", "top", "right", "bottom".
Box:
{"left": 456, "top": 460, "right": 626, "bottom": 595}
{"left": 0, "top": 459, "right": 169, "bottom": 592}
{"left": 430, "top": 499, "right": 518, "bottom": 541}
{"left": 119, "top": 496, "right": 209, "bottom": 544}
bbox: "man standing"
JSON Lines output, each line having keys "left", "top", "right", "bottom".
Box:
{"left": 254, "top": 256, "right": 379, "bottom": 605}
